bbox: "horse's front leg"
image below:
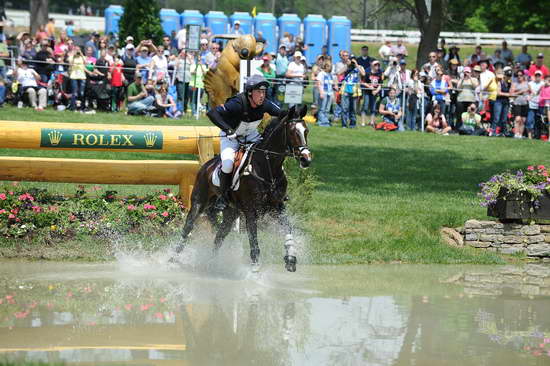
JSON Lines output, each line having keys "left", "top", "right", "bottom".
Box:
{"left": 213, "top": 207, "right": 239, "bottom": 252}
{"left": 244, "top": 208, "right": 260, "bottom": 269}
{"left": 275, "top": 203, "right": 297, "bottom": 272}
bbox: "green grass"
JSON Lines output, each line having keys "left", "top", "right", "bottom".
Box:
{"left": 2, "top": 106, "right": 550, "bottom": 264}
{"left": 351, "top": 42, "right": 550, "bottom": 69}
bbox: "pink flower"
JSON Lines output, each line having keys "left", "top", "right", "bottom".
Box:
{"left": 527, "top": 166, "right": 535, "bottom": 171}
{"left": 8, "top": 214, "right": 15, "bottom": 219}
{"left": 161, "top": 211, "right": 169, "bottom": 217}
{"left": 10, "top": 208, "right": 18, "bottom": 215}
{"left": 159, "top": 194, "right": 167, "bottom": 201}
{"left": 148, "top": 213, "right": 157, "bottom": 219}
{"left": 538, "top": 165, "right": 546, "bottom": 170}
{"left": 0, "top": 209, "right": 6, "bottom": 214}
{"left": 31, "top": 206, "right": 42, "bottom": 213}
{"left": 0, "top": 193, "right": 6, "bottom": 200}
{"left": 543, "top": 171, "right": 549, "bottom": 177}
{"left": 127, "top": 204, "right": 137, "bottom": 211}
{"left": 143, "top": 204, "right": 156, "bottom": 210}
{"left": 8, "top": 191, "right": 13, "bottom": 195}
{"left": 14, "top": 311, "right": 29, "bottom": 319}
{"left": 17, "top": 193, "right": 34, "bottom": 201}
{"left": 69, "top": 214, "right": 76, "bottom": 222}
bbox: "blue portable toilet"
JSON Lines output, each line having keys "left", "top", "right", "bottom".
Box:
{"left": 230, "top": 12, "right": 253, "bottom": 34}
{"left": 160, "top": 8, "right": 180, "bottom": 35}
{"left": 304, "top": 14, "right": 327, "bottom": 64}
{"left": 254, "top": 13, "right": 277, "bottom": 54}
{"left": 104, "top": 5, "right": 123, "bottom": 35}
{"left": 205, "top": 11, "right": 229, "bottom": 35}
{"left": 181, "top": 10, "right": 204, "bottom": 28}
{"left": 327, "top": 16, "right": 351, "bottom": 61}
{"left": 278, "top": 13, "right": 301, "bottom": 41}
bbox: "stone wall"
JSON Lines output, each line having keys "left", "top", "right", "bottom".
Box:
{"left": 462, "top": 220, "right": 550, "bottom": 257}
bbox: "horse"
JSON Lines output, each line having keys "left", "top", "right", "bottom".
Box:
{"left": 173, "top": 105, "right": 312, "bottom": 272}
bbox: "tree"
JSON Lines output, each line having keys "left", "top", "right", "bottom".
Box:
{"left": 29, "top": 0, "right": 48, "bottom": 35}
{"left": 118, "top": 0, "right": 164, "bottom": 45}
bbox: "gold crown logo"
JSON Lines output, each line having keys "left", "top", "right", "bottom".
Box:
{"left": 144, "top": 132, "right": 158, "bottom": 148}
{"left": 48, "top": 130, "right": 62, "bottom": 146}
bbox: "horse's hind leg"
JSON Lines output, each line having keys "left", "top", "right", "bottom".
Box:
{"left": 213, "top": 207, "right": 239, "bottom": 252}
{"left": 275, "top": 204, "right": 297, "bottom": 272}
{"left": 244, "top": 209, "right": 260, "bottom": 267}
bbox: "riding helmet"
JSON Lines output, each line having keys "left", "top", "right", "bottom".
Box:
{"left": 245, "top": 74, "right": 269, "bottom": 93}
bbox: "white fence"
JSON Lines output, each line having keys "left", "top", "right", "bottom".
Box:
{"left": 5, "top": 10, "right": 104, "bottom": 31}
{"left": 351, "top": 29, "right": 550, "bottom": 47}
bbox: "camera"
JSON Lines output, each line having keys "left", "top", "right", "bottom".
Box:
{"left": 505, "top": 70, "right": 513, "bottom": 77}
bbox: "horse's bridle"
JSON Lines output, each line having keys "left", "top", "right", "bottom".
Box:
{"left": 251, "top": 118, "right": 309, "bottom": 159}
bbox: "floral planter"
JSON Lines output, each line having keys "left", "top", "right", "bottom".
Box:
{"left": 487, "top": 188, "right": 550, "bottom": 221}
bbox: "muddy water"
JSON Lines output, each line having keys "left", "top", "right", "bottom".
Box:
{"left": 0, "top": 260, "right": 549, "bottom": 366}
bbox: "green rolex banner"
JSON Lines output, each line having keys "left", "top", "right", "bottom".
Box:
{"left": 40, "top": 129, "right": 164, "bottom": 150}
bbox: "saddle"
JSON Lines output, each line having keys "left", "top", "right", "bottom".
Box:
{"left": 212, "top": 144, "right": 254, "bottom": 191}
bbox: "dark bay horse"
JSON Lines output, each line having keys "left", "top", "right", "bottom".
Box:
{"left": 174, "top": 105, "right": 312, "bottom": 272}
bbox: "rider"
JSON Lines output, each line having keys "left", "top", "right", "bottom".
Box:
{"left": 207, "top": 74, "right": 282, "bottom": 210}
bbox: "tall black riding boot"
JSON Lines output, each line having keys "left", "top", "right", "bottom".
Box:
{"left": 215, "top": 171, "right": 232, "bottom": 210}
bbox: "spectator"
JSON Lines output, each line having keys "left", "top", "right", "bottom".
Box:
{"left": 210, "top": 41, "right": 222, "bottom": 69}
{"left": 108, "top": 56, "right": 125, "bottom": 112}
{"left": 280, "top": 33, "right": 294, "bottom": 53}
{"left": 316, "top": 61, "right": 335, "bottom": 127}
{"left": 357, "top": 45, "right": 374, "bottom": 74}
{"left": 68, "top": 47, "right": 88, "bottom": 111}
{"left": 361, "top": 60, "right": 383, "bottom": 127}
{"left": 541, "top": 75, "right": 550, "bottom": 138}
{"left": 426, "top": 103, "right": 451, "bottom": 134}
{"left": 528, "top": 53, "right": 549, "bottom": 80}
{"left": 378, "top": 39, "right": 392, "bottom": 67}
{"left": 391, "top": 39, "right": 408, "bottom": 58}
{"left": 510, "top": 70, "right": 529, "bottom": 138}
{"left": 121, "top": 44, "right": 136, "bottom": 84}
{"left": 459, "top": 103, "right": 485, "bottom": 135}
{"left": 439, "top": 38, "right": 447, "bottom": 59}
{"left": 255, "top": 31, "right": 266, "bottom": 46}
{"left": 35, "top": 25, "right": 48, "bottom": 42}
{"left": 515, "top": 45, "right": 532, "bottom": 70}
{"left": 171, "top": 50, "right": 193, "bottom": 114}
{"left": 405, "top": 69, "right": 424, "bottom": 131}
{"left": 155, "top": 83, "right": 180, "bottom": 118}
{"left": 445, "top": 45, "right": 460, "bottom": 65}
{"left": 0, "top": 77, "right": 6, "bottom": 107}
{"left": 274, "top": 45, "right": 289, "bottom": 106}
{"left": 105, "top": 45, "right": 117, "bottom": 65}
{"left": 21, "top": 39, "right": 37, "bottom": 61}
{"left": 170, "top": 30, "right": 178, "bottom": 50}
{"left": 456, "top": 66, "right": 479, "bottom": 124}
{"left": 469, "top": 45, "right": 485, "bottom": 65}
{"left": 493, "top": 68, "right": 513, "bottom": 135}
{"left": 84, "top": 45, "right": 97, "bottom": 65}
{"left": 285, "top": 51, "right": 306, "bottom": 82}
{"left": 490, "top": 49, "right": 506, "bottom": 68}
{"left": 46, "top": 18, "right": 56, "bottom": 39}
{"left": 0, "top": 36, "right": 8, "bottom": 79}
{"left": 527, "top": 71, "right": 544, "bottom": 139}
{"left": 150, "top": 45, "right": 169, "bottom": 82}
{"left": 379, "top": 87, "right": 402, "bottom": 128}
{"left": 257, "top": 55, "right": 276, "bottom": 101}
{"left": 430, "top": 67, "right": 449, "bottom": 115}
{"left": 176, "top": 26, "right": 186, "bottom": 51}
{"left": 34, "top": 40, "right": 54, "bottom": 83}
{"left": 136, "top": 45, "right": 152, "bottom": 81}
{"left": 127, "top": 74, "right": 154, "bottom": 115}
{"left": 423, "top": 51, "right": 440, "bottom": 79}
{"left": 162, "top": 35, "right": 178, "bottom": 57}
{"left": 85, "top": 32, "right": 99, "bottom": 57}
{"left": 321, "top": 45, "right": 329, "bottom": 58}
{"left": 497, "top": 41, "right": 514, "bottom": 65}
{"left": 340, "top": 56, "right": 364, "bottom": 128}
{"left": 199, "top": 39, "right": 215, "bottom": 68}
{"left": 14, "top": 58, "right": 47, "bottom": 110}
{"left": 447, "top": 59, "right": 462, "bottom": 127}
{"left": 53, "top": 31, "right": 69, "bottom": 56}
{"left": 190, "top": 59, "right": 207, "bottom": 115}
{"left": 478, "top": 59, "right": 498, "bottom": 134}
{"left": 231, "top": 21, "right": 244, "bottom": 35}
{"left": 65, "top": 20, "right": 74, "bottom": 38}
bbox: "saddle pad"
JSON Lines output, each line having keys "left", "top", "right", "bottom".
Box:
{"left": 211, "top": 147, "right": 252, "bottom": 191}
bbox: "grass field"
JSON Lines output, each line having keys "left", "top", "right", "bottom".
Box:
{"left": 2, "top": 106, "right": 550, "bottom": 264}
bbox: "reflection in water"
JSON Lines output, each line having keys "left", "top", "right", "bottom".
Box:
{"left": 0, "top": 263, "right": 549, "bottom": 365}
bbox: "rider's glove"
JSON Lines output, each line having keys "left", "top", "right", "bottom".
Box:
{"left": 225, "top": 129, "right": 237, "bottom": 140}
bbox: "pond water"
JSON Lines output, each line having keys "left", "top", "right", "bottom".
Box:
{"left": 0, "top": 258, "right": 549, "bottom": 366}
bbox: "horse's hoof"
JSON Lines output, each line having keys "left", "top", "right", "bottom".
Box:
{"left": 284, "top": 255, "right": 297, "bottom": 272}
{"left": 251, "top": 262, "right": 261, "bottom": 273}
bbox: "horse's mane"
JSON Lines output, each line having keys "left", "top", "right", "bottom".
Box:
{"left": 261, "top": 117, "right": 284, "bottom": 140}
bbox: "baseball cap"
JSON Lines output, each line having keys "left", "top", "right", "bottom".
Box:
{"left": 473, "top": 65, "right": 482, "bottom": 72}
{"left": 200, "top": 38, "right": 208, "bottom": 45}
{"left": 503, "top": 66, "right": 512, "bottom": 73}
{"left": 279, "top": 44, "right": 286, "bottom": 49}
{"left": 125, "top": 36, "right": 134, "bottom": 42}
{"left": 535, "top": 70, "right": 543, "bottom": 76}
{"left": 293, "top": 51, "right": 304, "bottom": 60}
{"left": 125, "top": 43, "right": 135, "bottom": 50}
{"left": 262, "top": 55, "right": 270, "bottom": 61}
{"left": 537, "top": 53, "right": 544, "bottom": 58}
{"left": 372, "top": 60, "right": 380, "bottom": 65}
{"left": 463, "top": 66, "right": 471, "bottom": 73}
{"left": 399, "top": 59, "right": 407, "bottom": 65}
{"left": 234, "top": 20, "right": 241, "bottom": 25}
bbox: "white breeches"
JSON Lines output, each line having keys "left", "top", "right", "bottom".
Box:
{"left": 220, "top": 131, "right": 260, "bottom": 173}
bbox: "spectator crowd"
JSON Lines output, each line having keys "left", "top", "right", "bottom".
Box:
{"left": 0, "top": 19, "right": 549, "bottom": 139}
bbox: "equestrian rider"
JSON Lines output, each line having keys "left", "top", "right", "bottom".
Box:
{"left": 207, "top": 74, "right": 282, "bottom": 210}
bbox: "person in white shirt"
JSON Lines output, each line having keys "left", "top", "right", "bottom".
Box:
{"left": 285, "top": 51, "right": 306, "bottom": 81}
{"left": 14, "top": 58, "right": 47, "bottom": 110}
{"left": 150, "top": 45, "right": 169, "bottom": 82}
{"left": 231, "top": 21, "right": 244, "bottom": 35}
{"left": 527, "top": 71, "right": 545, "bottom": 139}
{"left": 378, "top": 40, "right": 392, "bottom": 67}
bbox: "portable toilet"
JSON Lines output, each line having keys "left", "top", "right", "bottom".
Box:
{"left": 104, "top": 5, "right": 123, "bottom": 35}
{"left": 230, "top": 12, "right": 253, "bottom": 34}
{"left": 278, "top": 13, "right": 301, "bottom": 41}
{"left": 160, "top": 8, "right": 181, "bottom": 35}
{"left": 327, "top": 16, "right": 351, "bottom": 61}
{"left": 254, "top": 13, "right": 277, "bottom": 54}
{"left": 205, "top": 11, "right": 229, "bottom": 35}
{"left": 304, "top": 14, "right": 327, "bottom": 64}
{"left": 181, "top": 10, "right": 204, "bottom": 28}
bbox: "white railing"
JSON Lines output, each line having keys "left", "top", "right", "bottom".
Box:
{"left": 5, "top": 10, "right": 104, "bottom": 31}
{"left": 351, "top": 29, "right": 550, "bottom": 46}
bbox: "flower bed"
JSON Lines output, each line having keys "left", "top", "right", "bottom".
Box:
{"left": 0, "top": 183, "right": 186, "bottom": 240}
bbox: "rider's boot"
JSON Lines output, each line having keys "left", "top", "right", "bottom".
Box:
{"left": 214, "top": 171, "right": 232, "bottom": 210}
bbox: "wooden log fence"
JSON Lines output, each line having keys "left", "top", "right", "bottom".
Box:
{"left": 0, "top": 121, "right": 220, "bottom": 208}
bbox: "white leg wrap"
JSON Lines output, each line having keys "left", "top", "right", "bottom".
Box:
{"left": 284, "top": 234, "right": 297, "bottom": 257}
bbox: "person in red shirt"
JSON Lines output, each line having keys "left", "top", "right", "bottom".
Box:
{"left": 108, "top": 57, "right": 126, "bottom": 112}
{"left": 528, "top": 53, "right": 549, "bottom": 80}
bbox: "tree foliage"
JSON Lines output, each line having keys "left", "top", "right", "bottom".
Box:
{"left": 118, "top": 0, "right": 164, "bottom": 44}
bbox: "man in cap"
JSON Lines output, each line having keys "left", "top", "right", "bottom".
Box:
{"left": 286, "top": 51, "right": 306, "bottom": 81}
{"left": 528, "top": 53, "right": 549, "bottom": 80}
{"left": 127, "top": 73, "right": 154, "bottom": 115}
{"left": 199, "top": 38, "right": 215, "bottom": 68}
{"left": 122, "top": 43, "right": 137, "bottom": 85}
{"left": 231, "top": 20, "right": 244, "bottom": 35}
{"left": 207, "top": 74, "right": 281, "bottom": 210}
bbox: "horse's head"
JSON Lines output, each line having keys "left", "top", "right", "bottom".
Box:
{"left": 283, "top": 105, "right": 312, "bottom": 169}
